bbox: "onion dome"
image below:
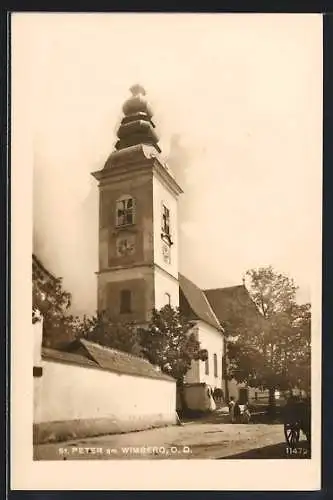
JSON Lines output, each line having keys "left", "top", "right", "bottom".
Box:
{"left": 115, "top": 85, "right": 161, "bottom": 153}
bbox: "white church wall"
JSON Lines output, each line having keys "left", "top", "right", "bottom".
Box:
{"left": 154, "top": 266, "right": 179, "bottom": 309}
{"left": 197, "top": 320, "right": 224, "bottom": 390}
{"left": 184, "top": 320, "right": 224, "bottom": 390}
{"left": 34, "top": 358, "right": 177, "bottom": 443}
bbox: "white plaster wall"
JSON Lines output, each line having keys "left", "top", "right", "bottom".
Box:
{"left": 34, "top": 360, "right": 176, "bottom": 424}
{"left": 152, "top": 173, "right": 179, "bottom": 280}
{"left": 184, "top": 384, "right": 210, "bottom": 411}
{"left": 197, "top": 320, "right": 224, "bottom": 390}
{"left": 184, "top": 359, "right": 200, "bottom": 384}
{"left": 154, "top": 266, "right": 179, "bottom": 309}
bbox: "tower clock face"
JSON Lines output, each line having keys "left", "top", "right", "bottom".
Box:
{"left": 162, "top": 243, "right": 171, "bottom": 264}
{"left": 116, "top": 235, "right": 136, "bottom": 257}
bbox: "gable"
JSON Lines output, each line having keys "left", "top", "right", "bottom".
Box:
{"left": 204, "top": 285, "right": 263, "bottom": 335}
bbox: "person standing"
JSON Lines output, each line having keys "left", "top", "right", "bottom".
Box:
{"left": 229, "top": 397, "right": 236, "bottom": 423}
{"left": 234, "top": 400, "right": 241, "bottom": 423}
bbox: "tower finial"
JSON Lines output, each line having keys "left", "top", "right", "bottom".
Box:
{"left": 115, "top": 84, "right": 161, "bottom": 153}
{"left": 130, "top": 84, "right": 146, "bottom": 97}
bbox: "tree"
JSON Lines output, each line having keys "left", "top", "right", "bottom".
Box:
{"left": 138, "top": 305, "right": 208, "bottom": 411}
{"left": 77, "top": 310, "right": 142, "bottom": 357}
{"left": 32, "top": 260, "right": 78, "bottom": 347}
{"left": 226, "top": 266, "right": 311, "bottom": 414}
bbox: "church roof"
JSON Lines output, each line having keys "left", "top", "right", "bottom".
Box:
{"left": 204, "top": 285, "right": 263, "bottom": 333}
{"left": 179, "top": 273, "right": 222, "bottom": 332}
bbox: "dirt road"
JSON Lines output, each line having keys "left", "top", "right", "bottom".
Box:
{"left": 33, "top": 421, "right": 310, "bottom": 461}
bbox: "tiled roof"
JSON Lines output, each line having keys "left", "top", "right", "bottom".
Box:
{"left": 65, "top": 338, "right": 175, "bottom": 382}
{"left": 178, "top": 273, "right": 222, "bottom": 332}
{"left": 42, "top": 347, "right": 98, "bottom": 369}
{"left": 204, "top": 285, "right": 263, "bottom": 333}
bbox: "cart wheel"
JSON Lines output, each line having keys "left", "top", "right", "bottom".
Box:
{"left": 284, "top": 424, "right": 300, "bottom": 447}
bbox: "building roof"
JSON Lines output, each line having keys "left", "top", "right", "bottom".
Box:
{"left": 48, "top": 338, "right": 175, "bottom": 382}
{"left": 179, "top": 273, "right": 222, "bottom": 332}
{"left": 42, "top": 347, "right": 99, "bottom": 369}
{"left": 204, "top": 285, "right": 263, "bottom": 334}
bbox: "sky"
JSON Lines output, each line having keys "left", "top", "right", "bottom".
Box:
{"left": 13, "top": 13, "right": 322, "bottom": 315}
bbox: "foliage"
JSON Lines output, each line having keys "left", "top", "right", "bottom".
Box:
{"left": 245, "top": 266, "right": 298, "bottom": 318}
{"left": 78, "top": 311, "right": 142, "bottom": 357}
{"left": 32, "top": 260, "right": 78, "bottom": 346}
{"left": 33, "top": 264, "right": 71, "bottom": 324}
{"left": 226, "top": 266, "right": 311, "bottom": 396}
{"left": 138, "top": 305, "right": 208, "bottom": 384}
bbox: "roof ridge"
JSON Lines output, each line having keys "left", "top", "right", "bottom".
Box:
{"left": 201, "top": 290, "right": 224, "bottom": 332}
{"left": 79, "top": 338, "right": 150, "bottom": 364}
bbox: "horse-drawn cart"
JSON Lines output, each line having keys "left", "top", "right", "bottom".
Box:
{"left": 283, "top": 397, "right": 311, "bottom": 448}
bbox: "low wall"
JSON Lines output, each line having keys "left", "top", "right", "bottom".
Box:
{"left": 34, "top": 359, "right": 177, "bottom": 444}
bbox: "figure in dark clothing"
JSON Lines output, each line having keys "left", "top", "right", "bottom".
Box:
{"left": 233, "top": 401, "right": 241, "bottom": 423}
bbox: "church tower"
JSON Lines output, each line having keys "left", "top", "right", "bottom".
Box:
{"left": 92, "top": 85, "right": 183, "bottom": 324}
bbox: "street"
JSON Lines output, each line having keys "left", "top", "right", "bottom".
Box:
{"left": 34, "top": 417, "right": 310, "bottom": 461}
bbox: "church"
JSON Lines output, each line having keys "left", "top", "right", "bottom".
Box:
{"left": 91, "top": 84, "right": 260, "bottom": 409}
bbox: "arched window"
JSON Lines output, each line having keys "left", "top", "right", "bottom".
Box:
{"left": 213, "top": 353, "right": 218, "bottom": 378}
{"left": 116, "top": 195, "right": 136, "bottom": 227}
{"left": 165, "top": 292, "right": 171, "bottom": 306}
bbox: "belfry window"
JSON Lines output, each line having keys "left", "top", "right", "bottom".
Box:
{"left": 162, "top": 205, "right": 170, "bottom": 235}
{"left": 116, "top": 196, "right": 135, "bottom": 227}
{"left": 120, "top": 289, "right": 132, "bottom": 314}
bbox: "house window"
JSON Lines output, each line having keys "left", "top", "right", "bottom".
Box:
{"left": 213, "top": 354, "right": 218, "bottom": 378}
{"left": 116, "top": 196, "right": 135, "bottom": 227}
{"left": 165, "top": 292, "right": 171, "bottom": 306}
{"left": 120, "top": 290, "right": 132, "bottom": 314}
{"left": 205, "top": 354, "right": 209, "bottom": 375}
{"left": 162, "top": 204, "right": 170, "bottom": 235}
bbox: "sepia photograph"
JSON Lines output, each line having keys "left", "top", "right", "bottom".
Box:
{"left": 11, "top": 12, "right": 322, "bottom": 490}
